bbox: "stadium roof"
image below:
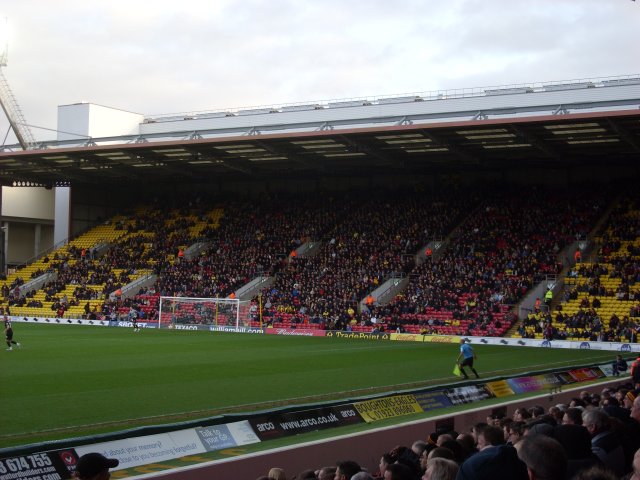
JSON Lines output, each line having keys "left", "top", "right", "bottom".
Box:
{"left": 1, "top": 79, "right": 640, "bottom": 187}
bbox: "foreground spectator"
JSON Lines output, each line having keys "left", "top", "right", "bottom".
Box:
{"left": 75, "top": 453, "right": 119, "bottom": 480}
{"left": 412, "top": 440, "right": 428, "bottom": 458}
{"left": 317, "top": 466, "right": 336, "bottom": 480}
{"left": 570, "top": 466, "right": 618, "bottom": 480}
{"left": 456, "top": 424, "right": 527, "bottom": 480}
{"left": 563, "top": 408, "right": 584, "bottom": 426}
{"left": 422, "top": 457, "right": 458, "bottom": 480}
{"left": 553, "top": 424, "right": 602, "bottom": 479}
{"left": 269, "top": 467, "right": 287, "bottom": 480}
{"left": 335, "top": 460, "right": 361, "bottom": 480}
{"left": 455, "top": 442, "right": 527, "bottom": 480}
{"left": 384, "top": 463, "right": 417, "bottom": 480}
{"left": 352, "top": 472, "right": 375, "bottom": 480}
{"left": 582, "top": 409, "right": 625, "bottom": 477}
{"left": 476, "top": 425, "right": 504, "bottom": 450}
{"left": 629, "top": 447, "right": 640, "bottom": 480}
{"left": 517, "top": 434, "right": 567, "bottom": 480}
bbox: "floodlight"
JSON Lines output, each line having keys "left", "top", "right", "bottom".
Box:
{"left": 0, "top": 17, "right": 38, "bottom": 150}
{"left": 0, "top": 17, "right": 8, "bottom": 67}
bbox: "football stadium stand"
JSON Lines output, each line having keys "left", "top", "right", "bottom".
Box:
{"left": 1, "top": 75, "right": 640, "bottom": 479}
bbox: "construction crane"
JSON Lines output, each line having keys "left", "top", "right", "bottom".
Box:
{"left": 0, "top": 17, "right": 38, "bottom": 150}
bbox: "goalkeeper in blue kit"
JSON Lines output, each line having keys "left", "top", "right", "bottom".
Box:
{"left": 456, "top": 338, "right": 479, "bottom": 379}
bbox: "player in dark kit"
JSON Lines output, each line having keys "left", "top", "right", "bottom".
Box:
{"left": 130, "top": 308, "right": 141, "bottom": 332}
{"left": 4, "top": 316, "right": 21, "bottom": 351}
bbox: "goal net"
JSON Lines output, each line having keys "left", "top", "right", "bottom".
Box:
{"left": 158, "top": 296, "right": 252, "bottom": 330}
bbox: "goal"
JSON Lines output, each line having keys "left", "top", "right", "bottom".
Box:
{"left": 158, "top": 296, "right": 252, "bottom": 330}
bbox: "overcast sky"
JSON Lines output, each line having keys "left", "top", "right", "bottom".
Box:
{"left": 0, "top": 0, "right": 638, "bottom": 144}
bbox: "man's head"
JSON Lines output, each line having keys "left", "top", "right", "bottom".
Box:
{"left": 632, "top": 397, "right": 640, "bottom": 423}
{"left": 582, "top": 409, "right": 610, "bottom": 437}
{"left": 456, "top": 444, "right": 528, "bottom": 480}
{"left": 456, "top": 432, "right": 476, "bottom": 461}
{"left": 477, "top": 425, "right": 504, "bottom": 450}
{"left": 572, "top": 467, "right": 625, "bottom": 480}
{"left": 422, "top": 457, "right": 458, "bottom": 480}
{"left": 470, "top": 422, "right": 488, "bottom": 444}
{"left": 411, "top": 440, "right": 428, "bottom": 457}
{"left": 351, "top": 473, "right": 374, "bottom": 480}
{"left": 427, "top": 447, "right": 455, "bottom": 462}
{"left": 631, "top": 447, "right": 640, "bottom": 480}
{"left": 436, "top": 434, "right": 454, "bottom": 446}
{"left": 75, "top": 453, "right": 119, "bottom": 480}
{"left": 562, "top": 407, "right": 583, "bottom": 426}
{"left": 383, "top": 463, "right": 414, "bottom": 480}
{"left": 517, "top": 435, "right": 567, "bottom": 480}
{"left": 513, "top": 407, "right": 531, "bottom": 422}
{"left": 529, "top": 405, "right": 545, "bottom": 418}
{"left": 335, "top": 460, "right": 361, "bottom": 480}
{"left": 507, "top": 421, "right": 526, "bottom": 445}
{"left": 317, "top": 466, "right": 336, "bottom": 480}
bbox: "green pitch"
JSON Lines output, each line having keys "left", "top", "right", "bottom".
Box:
{"left": 0, "top": 324, "right": 616, "bottom": 449}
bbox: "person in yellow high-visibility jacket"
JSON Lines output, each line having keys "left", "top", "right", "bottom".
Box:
{"left": 544, "top": 289, "right": 553, "bottom": 305}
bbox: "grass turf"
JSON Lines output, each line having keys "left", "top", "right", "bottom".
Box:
{"left": 0, "top": 323, "right": 616, "bottom": 449}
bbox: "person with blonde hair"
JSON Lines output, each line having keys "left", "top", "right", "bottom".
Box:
{"left": 423, "top": 457, "right": 458, "bottom": 480}
{"left": 268, "top": 467, "right": 287, "bottom": 480}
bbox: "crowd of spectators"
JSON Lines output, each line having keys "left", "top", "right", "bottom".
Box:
{"left": 3, "top": 185, "right": 635, "bottom": 337}
{"left": 368, "top": 186, "right": 607, "bottom": 337}
{"left": 256, "top": 382, "right": 640, "bottom": 480}
{"left": 85, "top": 188, "right": 478, "bottom": 325}
{"left": 261, "top": 187, "right": 478, "bottom": 329}
{"left": 518, "top": 306, "right": 640, "bottom": 343}
{"left": 520, "top": 193, "right": 640, "bottom": 342}
{"left": 152, "top": 194, "right": 345, "bottom": 312}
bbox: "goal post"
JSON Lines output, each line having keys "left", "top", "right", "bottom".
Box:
{"left": 158, "top": 296, "right": 252, "bottom": 330}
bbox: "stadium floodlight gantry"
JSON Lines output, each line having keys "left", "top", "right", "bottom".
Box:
{"left": 0, "top": 17, "right": 39, "bottom": 151}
